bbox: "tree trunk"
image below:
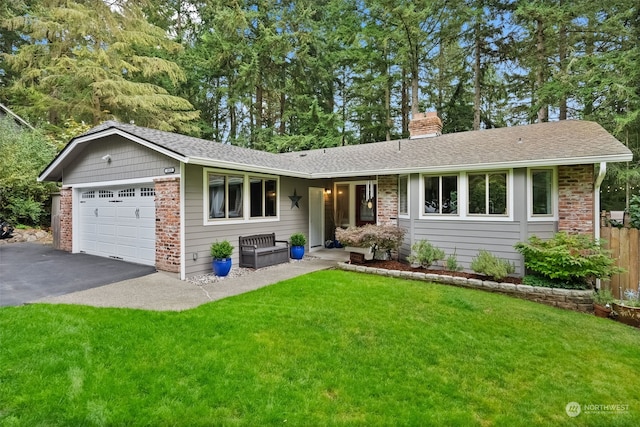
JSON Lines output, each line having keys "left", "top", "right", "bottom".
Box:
{"left": 473, "top": 22, "right": 482, "bottom": 131}
{"left": 536, "top": 19, "right": 548, "bottom": 122}
{"left": 256, "top": 84, "right": 263, "bottom": 129}
{"left": 558, "top": 2, "right": 568, "bottom": 120}
{"left": 279, "top": 92, "right": 286, "bottom": 135}
{"left": 401, "top": 67, "right": 409, "bottom": 137}
{"left": 411, "top": 50, "right": 420, "bottom": 115}
{"left": 384, "top": 40, "right": 391, "bottom": 141}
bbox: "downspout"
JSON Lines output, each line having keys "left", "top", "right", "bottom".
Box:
{"left": 594, "top": 162, "right": 607, "bottom": 242}
{"left": 594, "top": 162, "right": 606, "bottom": 289}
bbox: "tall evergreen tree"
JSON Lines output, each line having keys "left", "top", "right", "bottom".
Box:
{"left": 1, "top": 0, "right": 199, "bottom": 133}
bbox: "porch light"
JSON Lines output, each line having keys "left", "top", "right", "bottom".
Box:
{"left": 325, "top": 188, "right": 332, "bottom": 194}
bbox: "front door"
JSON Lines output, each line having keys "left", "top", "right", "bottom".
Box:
{"left": 309, "top": 187, "right": 325, "bottom": 250}
{"left": 355, "top": 184, "right": 376, "bottom": 226}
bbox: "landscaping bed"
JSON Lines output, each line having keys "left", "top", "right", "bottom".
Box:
{"left": 360, "top": 259, "right": 523, "bottom": 284}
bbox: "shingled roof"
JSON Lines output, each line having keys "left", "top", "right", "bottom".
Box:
{"left": 282, "top": 120, "right": 633, "bottom": 177}
{"left": 39, "top": 119, "right": 633, "bottom": 182}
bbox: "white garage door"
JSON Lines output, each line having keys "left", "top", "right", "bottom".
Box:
{"left": 78, "top": 185, "right": 156, "bottom": 266}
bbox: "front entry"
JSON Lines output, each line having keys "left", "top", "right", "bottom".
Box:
{"left": 309, "top": 187, "right": 325, "bottom": 250}
{"left": 355, "top": 184, "right": 376, "bottom": 226}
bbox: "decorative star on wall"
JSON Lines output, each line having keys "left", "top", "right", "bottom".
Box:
{"left": 289, "top": 189, "right": 302, "bottom": 209}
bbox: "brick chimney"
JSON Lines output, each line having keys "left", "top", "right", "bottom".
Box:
{"left": 409, "top": 111, "right": 442, "bottom": 139}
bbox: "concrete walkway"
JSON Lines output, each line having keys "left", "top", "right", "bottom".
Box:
{"left": 35, "top": 250, "right": 347, "bottom": 311}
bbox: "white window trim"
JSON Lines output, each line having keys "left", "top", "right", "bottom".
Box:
{"left": 398, "top": 175, "right": 410, "bottom": 219}
{"left": 527, "top": 167, "right": 558, "bottom": 222}
{"left": 202, "top": 168, "right": 280, "bottom": 226}
{"left": 418, "top": 171, "right": 514, "bottom": 222}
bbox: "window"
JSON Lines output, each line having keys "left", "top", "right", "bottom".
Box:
{"left": 531, "top": 169, "right": 553, "bottom": 216}
{"left": 468, "top": 172, "right": 507, "bottom": 215}
{"left": 118, "top": 188, "right": 135, "bottom": 197}
{"left": 423, "top": 175, "right": 458, "bottom": 215}
{"left": 399, "top": 175, "right": 409, "bottom": 216}
{"left": 249, "top": 177, "right": 277, "bottom": 218}
{"left": 206, "top": 170, "right": 278, "bottom": 222}
{"left": 140, "top": 188, "right": 155, "bottom": 197}
{"left": 335, "top": 184, "right": 350, "bottom": 227}
{"left": 208, "top": 173, "right": 243, "bottom": 219}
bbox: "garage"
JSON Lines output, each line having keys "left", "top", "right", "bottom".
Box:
{"left": 78, "top": 185, "right": 156, "bottom": 266}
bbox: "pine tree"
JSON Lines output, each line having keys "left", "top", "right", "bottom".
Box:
{"left": 1, "top": 0, "right": 199, "bottom": 134}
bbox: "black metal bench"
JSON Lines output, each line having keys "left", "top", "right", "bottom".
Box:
{"left": 239, "top": 233, "right": 289, "bottom": 269}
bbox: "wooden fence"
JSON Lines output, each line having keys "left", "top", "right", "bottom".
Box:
{"left": 600, "top": 226, "right": 640, "bottom": 299}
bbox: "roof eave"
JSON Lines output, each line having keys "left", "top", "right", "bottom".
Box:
{"left": 187, "top": 156, "right": 311, "bottom": 178}
{"left": 306, "top": 153, "right": 634, "bottom": 178}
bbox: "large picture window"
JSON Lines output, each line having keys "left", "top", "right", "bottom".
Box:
{"left": 207, "top": 171, "right": 278, "bottom": 221}
{"left": 531, "top": 169, "right": 553, "bottom": 216}
{"left": 423, "top": 175, "right": 458, "bottom": 215}
{"left": 468, "top": 172, "right": 507, "bottom": 215}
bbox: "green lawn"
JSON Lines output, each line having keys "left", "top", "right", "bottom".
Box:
{"left": 1, "top": 270, "right": 639, "bottom": 426}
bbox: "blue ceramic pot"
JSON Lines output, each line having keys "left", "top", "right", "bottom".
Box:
{"left": 213, "top": 258, "right": 232, "bottom": 277}
{"left": 290, "top": 245, "right": 305, "bottom": 260}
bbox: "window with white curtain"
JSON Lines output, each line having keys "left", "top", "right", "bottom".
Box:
{"left": 208, "top": 173, "right": 243, "bottom": 219}
{"left": 207, "top": 171, "right": 278, "bottom": 221}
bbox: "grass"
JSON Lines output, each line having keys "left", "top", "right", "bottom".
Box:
{"left": 1, "top": 270, "right": 639, "bottom": 426}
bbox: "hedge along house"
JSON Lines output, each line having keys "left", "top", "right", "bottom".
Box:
{"left": 38, "top": 114, "right": 633, "bottom": 279}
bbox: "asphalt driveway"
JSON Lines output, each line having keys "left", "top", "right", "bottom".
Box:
{"left": 0, "top": 243, "right": 156, "bottom": 307}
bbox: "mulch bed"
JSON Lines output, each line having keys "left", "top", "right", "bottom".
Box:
{"left": 360, "top": 259, "right": 523, "bottom": 285}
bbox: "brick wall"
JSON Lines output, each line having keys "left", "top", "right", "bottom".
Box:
{"left": 558, "top": 164, "right": 594, "bottom": 235}
{"left": 377, "top": 175, "right": 398, "bottom": 226}
{"left": 154, "top": 177, "right": 181, "bottom": 273}
{"left": 58, "top": 187, "right": 73, "bottom": 251}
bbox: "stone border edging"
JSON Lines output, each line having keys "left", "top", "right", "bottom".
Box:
{"left": 337, "top": 262, "right": 594, "bottom": 313}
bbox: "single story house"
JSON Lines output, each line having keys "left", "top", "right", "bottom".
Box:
{"left": 38, "top": 113, "right": 633, "bottom": 279}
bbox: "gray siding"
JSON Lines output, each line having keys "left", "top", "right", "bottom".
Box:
{"left": 402, "top": 169, "right": 558, "bottom": 276}
{"left": 527, "top": 221, "right": 557, "bottom": 239}
{"left": 411, "top": 220, "right": 524, "bottom": 274}
{"left": 63, "top": 135, "right": 179, "bottom": 185}
{"left": 183, "top": 164, "right": 321, "bottom": 276}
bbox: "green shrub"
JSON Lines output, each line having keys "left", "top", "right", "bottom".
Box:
{"left": 522, "top": 274, "right": 589, "bottom": 290}
{"left": 407, "top": 240, "right": 445, "bottom": 268}
{"left": 290, "top": 232, "right": 306, "bottom": 246}
{"left": 444, "top": 250, "right": 463, "bottom": 272}
{"left": 471, "top": 250, "right": 515, "bottom": 281}
{"left": 514, "top": 232, "right": 623, "bottom": 288}
{"left": 593, "top": 288, "right": 616, "bottom": 305}
{"left": 335, "top": 225, "right": 405, "bottom": 257}
{"left": 0, "top": 118, "right": 58, "bottom": 226}
{"left": 210, "top": 240, "right": 234, "bottom": 259}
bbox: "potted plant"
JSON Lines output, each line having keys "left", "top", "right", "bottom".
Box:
{"left": 611, "top": 289, "right": 640, "bottom": 327}
{"left": 592, "top": 288, "right": 615, "bottom": 318}
{"left": 210, "top": 240, "right": 234, "bottom": 277}
{"left": 290, "top": 232, "right": 306, "bottom": 260}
